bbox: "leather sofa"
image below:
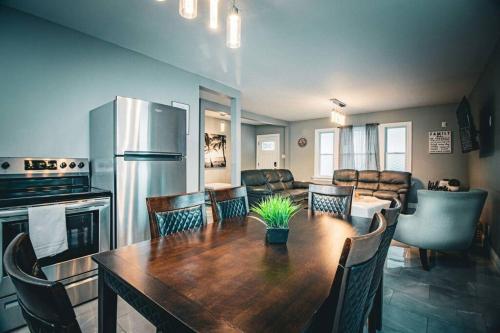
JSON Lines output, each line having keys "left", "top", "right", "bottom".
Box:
{"left": 241, "top": 169, "right": 310, "bottom": 207}
{"left": 333, "top": 169, "right": 411, "bottom": 212}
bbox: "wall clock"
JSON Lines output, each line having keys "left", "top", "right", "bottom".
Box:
{"left": 297, "top": 137, "right": 307, "bottom": 148}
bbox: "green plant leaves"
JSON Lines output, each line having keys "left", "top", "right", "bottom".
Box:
{"left": 250, "top": 196, "right": 301, "bottom": 229}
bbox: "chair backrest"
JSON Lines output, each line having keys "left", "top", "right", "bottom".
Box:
{"left": 3, "top": 233, "right": 81, "bottom": 333}
{"left": 209, "top": 186, "right": 249, "bottom": 223}
{"left": 407, "top": 189, "right": 488, "bottom": 249}
{"left": 146, "top": 192, "right": 207, "bottom": 239}
{"left": 333, "top": 169, "right": 358, "bottom": 187}
{"left": 363, "top": 199, "right": 402, "bottom": 322}
{"left": 307, "top": 213, "right": 386, "bottom": 333}
{"left": 308, "top": 184, "right": 354, "bottom": 217}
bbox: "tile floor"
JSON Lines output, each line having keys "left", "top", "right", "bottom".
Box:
{"left": 13, "top": 245, "right": 500, "bottom": 333}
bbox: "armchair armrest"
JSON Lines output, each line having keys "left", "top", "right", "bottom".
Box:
{"left": 293, "top": 181, "right": 311, "bottom": 189}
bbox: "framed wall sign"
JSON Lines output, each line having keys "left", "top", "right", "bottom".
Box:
{"left": 429, "top": 130, "right": 452, "bottom": 154}
{"left": 172, "top": 101, "right": 190, "bottom": 135}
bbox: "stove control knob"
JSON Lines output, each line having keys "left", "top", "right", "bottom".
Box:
{"left": 69, "top": 162, "right": 76, "bottom": 169}
{"left": 60, "top": 162, "right": 67, "bottom": 169}
{"left": 78, "top": 162, "right": 85, "bottom": 168}
{"left": 1, "top": 162, "right": 9, "bottom": 170}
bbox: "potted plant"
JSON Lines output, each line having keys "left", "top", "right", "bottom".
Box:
{"left": 251, "top": 196, "right": 301, "bottom": 244}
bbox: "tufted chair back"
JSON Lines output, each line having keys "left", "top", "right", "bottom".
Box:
{"left": 146, "top": 192, "right": 207, "bottom": 238}
{"left": 306, "top": 213, "right": 386, "bottom": 333}
{"left": 209, "top": 186, "right": 249, "bottom": 223}
{"left": 308, "top": 184, "right": 354, "bottom": 217}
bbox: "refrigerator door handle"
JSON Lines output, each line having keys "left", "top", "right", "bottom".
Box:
{"left": 123, "top": 151, "right": 183, "bottom": 161}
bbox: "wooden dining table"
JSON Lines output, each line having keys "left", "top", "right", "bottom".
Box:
{"left": 92, "top": 210, "right": 372, "bottom": 333}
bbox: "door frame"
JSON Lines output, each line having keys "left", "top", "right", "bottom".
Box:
{"left": 256, "top": 133, "right": 280, "bottom": 169}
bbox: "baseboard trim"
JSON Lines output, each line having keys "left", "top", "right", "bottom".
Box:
{"left": 490, "top": 246, "right": 500, "bottom": 274}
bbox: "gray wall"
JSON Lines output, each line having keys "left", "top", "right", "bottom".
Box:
{"left": 241, "top": 124, "right": 257, "bottom": 170}
{"left": 0, "top": 6, "right": 239, "bottom": 192}
{"left": 289, "top": 105, "right": 469, "bottom": 196}
{"left": 467, "top": 41, "right": 500, "bottom": 260}
{"left": 255, "top": 125, "right": 287, "bottom": 168}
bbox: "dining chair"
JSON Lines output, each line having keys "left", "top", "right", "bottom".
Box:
{"left": 146, "top": 192, "right": 207, "bottom": 239}
{"left": 208, "top": 186, "right": 249, "bottom": 223}
{"left": 3, "top": 233, "right": 82, "bottom": 333}
{"left": 308, "top": 184, "right": 354, "bottom": 217}
{"left": 364, "top": 199, "right": 402, "bottom": 333}
{"left": 306, "top": 212, "right": 386, "bottom": 333}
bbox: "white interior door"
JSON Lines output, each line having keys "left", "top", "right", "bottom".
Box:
{"left": 256, "top": 134, "right": 280, "bottom": 169}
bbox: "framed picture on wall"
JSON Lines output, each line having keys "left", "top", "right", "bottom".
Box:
{"left": 172, "top": 101, "right": 190, "bottom": 135}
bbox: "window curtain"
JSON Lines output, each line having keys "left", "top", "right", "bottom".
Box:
{"left": 365, "top": 123, "right": 379, "bottom": 170}
{"left": 339, "top": 126, "right": 354, "bottom": 169}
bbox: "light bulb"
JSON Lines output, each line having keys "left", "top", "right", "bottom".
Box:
{"left": 179, "top": 0, "right": 197, "bottom": 19}
{"left": 226, "top": 5, "right": 241, "bottom": 48}
{"left": 209, "top": 0, "right": 219, "bottom": 29}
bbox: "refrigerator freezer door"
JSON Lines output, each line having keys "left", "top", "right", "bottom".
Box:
{"left": 115, "top": 157, "right": 186, "bottom": 247}
{"left": 115, "top": 96, "right": 186, "bottom": 156}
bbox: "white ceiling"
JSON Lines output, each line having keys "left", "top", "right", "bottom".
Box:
{"left": 3, "top": 0, "right": 500, "bottom": 121}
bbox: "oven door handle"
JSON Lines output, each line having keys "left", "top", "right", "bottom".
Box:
{"left": 0, "top": 198, "right": 111, "bottom": 219}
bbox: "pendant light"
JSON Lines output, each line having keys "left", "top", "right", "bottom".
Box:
{"left": 179, "top": 0, "right": 198, "bottom": 19}
{"left": 226, "top": 1, "right": 241, "bottom": 48}
{"left": 209, "top": 0, "right": 219, "bottom": 30}
{"left": 220, "top": 121, "right": 225, "bottom": 132}
{"left": 330, "top": 109, "right": 346, "bottom": 126}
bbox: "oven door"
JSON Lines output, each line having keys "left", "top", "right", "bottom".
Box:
{"left": 0, "top": 197, "right": 111, "bottom": 295}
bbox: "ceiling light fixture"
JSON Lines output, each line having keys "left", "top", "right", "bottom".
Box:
{"left": 330, "top": 98, "right": 347, "bottom": 125}
{"left": 226, "top": 1, "right": 241, "bottom": 49}
{"left": 179, "top": 0, "right": 198, "bottom": 19}
{"left": 209, "top": 0, "right": 219, "bottom": 29}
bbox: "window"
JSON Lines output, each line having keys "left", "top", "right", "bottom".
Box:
{"left": 352, "top": 126, "right": 367, "bottom": 170}
{"left": 379, "top": 122, "right": 412, "bottom": 172}
{"left": 314, "top": 128, "right": 338, "bottom": 178}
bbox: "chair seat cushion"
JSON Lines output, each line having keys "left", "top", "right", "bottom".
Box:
{"left": 356, "top": 189, "right": 374, "bottom": 196}
{"left": 373, "top": 190, "right": 398, "bottom": 200}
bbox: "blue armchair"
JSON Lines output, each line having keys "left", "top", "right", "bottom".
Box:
{"left": 394, "top": 189, "right": 487, "bottom": 270}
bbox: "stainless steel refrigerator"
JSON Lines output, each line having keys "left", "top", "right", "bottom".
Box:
{"left": 90, "top": 96, "right": 187, "bottom": 248}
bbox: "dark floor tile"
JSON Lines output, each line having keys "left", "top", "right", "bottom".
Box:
{"left": 381, "top": 303, "right": 427, "bottom": 333}
{"left": 428, "top": 317, "right": 484, "bottom": 333}
{"left": 384, "top": 273, "right": 430, "bottom": 299}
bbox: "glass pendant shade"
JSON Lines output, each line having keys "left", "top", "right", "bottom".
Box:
{"left": 226, "top": 5, "right": 241, "bottom": 48}
{"left": 209, "top": 0, "right": 219, "bottom": 29}
{"left": 179, "top": 0, "right": 197, "bottom": 19}
{"left": 331, "top": 110, "right": 346, "bottom": 125}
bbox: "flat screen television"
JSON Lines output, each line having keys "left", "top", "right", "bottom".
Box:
{"left": 479, "top": 105, "right": 494, "bottom": 157}
{"left": 456, "top": 97, "right": 479, "bottom": 153}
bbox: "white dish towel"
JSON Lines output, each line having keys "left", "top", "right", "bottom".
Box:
{"left": 28, "top": 204, "right": 68, "bottom": 259}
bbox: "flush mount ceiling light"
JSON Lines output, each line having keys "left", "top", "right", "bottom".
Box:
{"left": 330, "top": 98, "right": 347, "bottom": 125}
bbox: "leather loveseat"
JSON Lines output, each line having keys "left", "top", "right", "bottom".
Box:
{"left": 241, "top": 169, "right": 310, "bottom": 207}
{"left": 333, "top": 169, "right": 412, "bottom": 213}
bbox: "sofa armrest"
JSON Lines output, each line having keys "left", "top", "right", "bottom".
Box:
{"left": 293, "top": 181, "right": 311, "bottom": 189}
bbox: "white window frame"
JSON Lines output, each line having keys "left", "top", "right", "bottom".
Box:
{"left": 378, "top": 122, "right": 412, "bottom": 172}
{"left": 313, "top": 128, "right": 340, "bottom": 180}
